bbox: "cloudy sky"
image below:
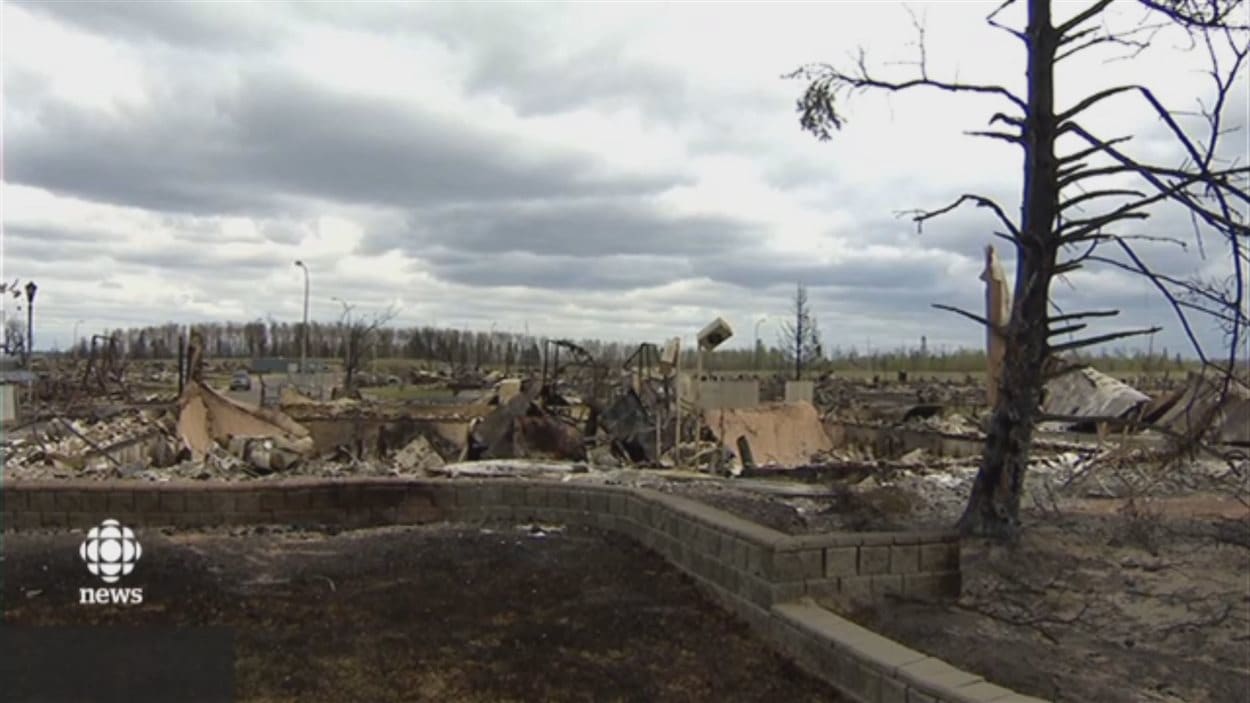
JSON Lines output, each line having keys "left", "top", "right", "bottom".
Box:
{"left": 2, "top": 1, "right": 1246, "bottom": 356}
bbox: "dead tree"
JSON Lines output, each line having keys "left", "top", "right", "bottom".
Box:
{"left": 778, "top": 283, "right": 822, "bottom": 380}
{"left": 337, "top": 302, "right": 399, "bottom": 393}
{"left": 790, "top": 0, "right": 1249, "bottom": 537}
{"left": 1, "top": 279, "right": 26, "bottom": 357}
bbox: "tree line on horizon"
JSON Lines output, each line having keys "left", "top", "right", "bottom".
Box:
{"left": 64, "top": 319, "right": 1193, "bottom": 375}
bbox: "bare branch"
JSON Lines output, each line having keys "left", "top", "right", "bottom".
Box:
{"left": 1052, "top": 260, "right": 1085, "bottom": 276}
{"left": 1059, "top": 188, "right": 1148, "bottom": 213}
{"left": 966, "top": 129, "right": 1024, "bottom": 145}
{"left": 902, "top": 193, "right": 1022, "bottom": 239}
{"left": 1059, "top": 211, "right": 1153, "bottom": 241}
{"left": 931, "top": 303, "right": 993, "bottom": 329}
{"left": 1088, "top": 254, "right": 1236, "bottom": 312}
{"left": 1056, "top": 0, "right": 1116, "bottom": 36}
{"left": 1058, "top": 25, "right": 1102, "bottom": 47}
{"left": 990, "top": 112, "right": 1026, "bottom": 129}
{"left": 1138, "top": 0, "right": 1250, "bottom": 30}
{"left": 1050, "top": 309, "right": 1121, "bottom": 323}
{"left": 1048, "top": 323, "right": 1089, "bottom": 337}
{"left": 1057, "top": 84, "right": 1140, "bottom": 123}
{"left": 1055, "top": 21, "right": 1167, "bottom": 63}
{"left": 1059, "top": 125, "right": 1250, "bottom": 234}
{"left": 787, "top": 54, "right": 1027, "bottom": 140}
{"left": 1050, "top": 326, "right": 1164, "bottom": 354}
{"left": 986, "top": 0, "right": 1027, "bottom": 41}
{"left": 1058, "top": 161, "right": 1250, "bottom": 193}
{"left": 1058, "top": 135, "right": 1132, "bottom": 165}
{"left": 1093, "top": 240, "right": 1217, "bottom": 363}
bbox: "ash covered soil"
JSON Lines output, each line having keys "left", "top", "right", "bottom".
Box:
{"left": 842, "top": 510, "right": 1250, "bottom": 703}
{"left": 2, "top": 524, "right": 843, "bottom": 703}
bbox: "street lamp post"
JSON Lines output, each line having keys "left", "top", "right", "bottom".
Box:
{"left": 24, "top": 281, "right": 37, "bottom": 367}
{"left": 294, "top": 261, "right": 309, "bottom": 374}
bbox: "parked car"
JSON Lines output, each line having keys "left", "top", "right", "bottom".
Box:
{"left": 229, "top": 370, "right": 251, "bottom": 391}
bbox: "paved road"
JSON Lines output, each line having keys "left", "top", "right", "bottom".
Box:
{"left": 220, "top": 372, "right": 339, "bottom": 407}
{"left": 222, "top": 385, "right": 261, "bottom": 406}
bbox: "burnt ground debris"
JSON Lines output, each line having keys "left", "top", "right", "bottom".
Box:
{"left": 840, "top": 511, "right": 1250, "bottom": 703}
{"left": 1, "top": 523, "right": 844, "bottom": 703}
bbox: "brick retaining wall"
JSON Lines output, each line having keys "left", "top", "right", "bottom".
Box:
{"left": 0, "top": 478, "right": 1043, "bottom": 702}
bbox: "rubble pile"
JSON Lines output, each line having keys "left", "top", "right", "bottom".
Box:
{"left": 901, "top": 411, "right": 980, "bottom": 436}
{"left": 2, "top": 408, "right": 180, "bottom": 475}
{"left": 10, "top": 340, "right": 1248, "bottom": 537}
{"left": 812, "top": 376, "right": 861, "bottom": 416}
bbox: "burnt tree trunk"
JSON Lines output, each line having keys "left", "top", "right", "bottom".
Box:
{"left": 345, "top": 330, "right": 361, "bottom": 392}
{"left": 958, "top": 0, "right": 1059, "bottom": 538}
{"left": 794, "top": 313, "right": 803, "bottom": 381}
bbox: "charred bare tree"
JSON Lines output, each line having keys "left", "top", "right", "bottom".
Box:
{"left": 337, "top": 302, "right": 399, "bottom": 393}
{"left": 790, "top": 0, "right": 1249, "bottom": 537}
{"left": 778, "top": 282, "right": 823, "bottom": 380}
{"left": 1, "top": 279, "right": 27, "bottom": 358}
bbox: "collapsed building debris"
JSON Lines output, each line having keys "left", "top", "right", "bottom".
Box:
{"left": 600, "top": 388, "right": 660, "bottom": 463}
{"left": 464, "top": 381, "right": 586, "bottom": 462}
{"left": 20, "top": 305, "right": 1243, "bottom": 493}
{"left": 703, "top": 401, "right": 833, "bottom": 471}
{"left": 280, "top": 395, "right": 484, "bottom": 462}
{"left": 540, "top": 339, "right": 608, "bottom": 408}
{"left": 2, "top": 407, "right": 179, "bottom": 474}
{"left": 898, "top": 408, "right": 980, "bottom": 436}
{"left": 177, "top": 380, "right": 314, "bottom": 472}
{"left": 178, "top": 381, "right": 313, "bottom": 458}
{"left": 1041, "top": 365, "right": 1151, "bottom": 431}
{"left": 1147, "top": 371, "right": 1250, "bottom": 445}
{"left": 393, "top": 435, "right": 447, "bottom": 473}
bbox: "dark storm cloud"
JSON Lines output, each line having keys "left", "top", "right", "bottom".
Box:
{"left": 5, "top": 224, "right": 103, "bottom": 247}
{"left": 256, "top": 221, "right": 311, "bottom": 246}
{"left": 461, "top": 35, "right": 688, "bottom": 118}
{"left": 13, "top": 0, "right": 286, "bottom": 51}
{"left": 5, "top": 66, "right": 679, "bottom": 217}
{"left": 292, "top": 2, "right": 700, "bottom": 120}
{"left": 2, "top": 226, "right": 119, "bottom": 267}
{"left": 690, "top": 251, "right": 966, "bottom": 293}
{"left": 390, "top": 200, "right": 760, "bottom": 258}
{"left": 123, "top": 248, "right": 278, "bottom": 275}
{"left": 3, "top": 222, "right": 274, "bottom": 275}
{"left": 424, "top": 251, "right": 693, "bottom": 291}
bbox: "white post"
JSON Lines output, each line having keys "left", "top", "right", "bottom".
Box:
{"left": 981, "top": 245, "right": 1011, "bottom": 409}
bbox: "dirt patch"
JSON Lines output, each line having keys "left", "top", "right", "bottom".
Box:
{"left": 2, "top": 524, "right": 844, "bottom": 702}
{"left": 832, "top": 511, "right": 1250, "bottom": 703}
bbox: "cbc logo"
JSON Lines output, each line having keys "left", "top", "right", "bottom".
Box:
{"left": 79, "top": 519, "right": 143, "bottom": 583}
